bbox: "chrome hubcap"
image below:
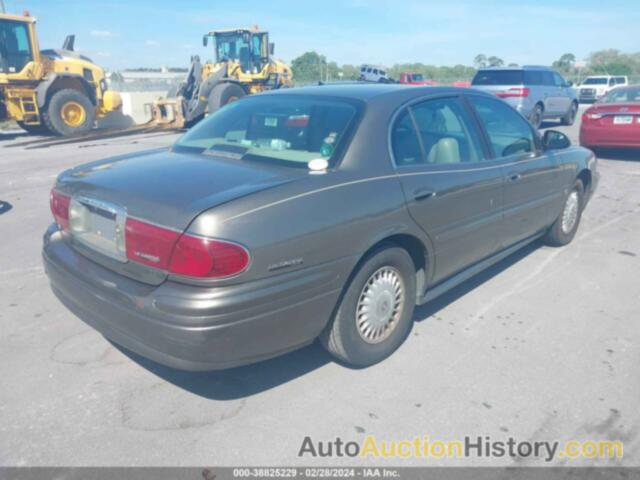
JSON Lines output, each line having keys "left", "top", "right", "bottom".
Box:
{"left": 356, "top": 267, "right": 405, "bottom": 344}
{"left": 562, "top": 191, "right": 579, "bottom": 234}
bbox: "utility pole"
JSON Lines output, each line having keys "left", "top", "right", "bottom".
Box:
{"left": 0, "top": 0, "right": 6, "bottom": 13}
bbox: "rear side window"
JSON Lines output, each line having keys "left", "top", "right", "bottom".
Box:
{"left": 523, "top": 71, "right": 544, "bottom": 85}
{"left": 541, "top": 71, "right": 555, "bottom": 86}
{"left": 472, "top": 70, "right": 523, "bottom": 86}
{"left": 391, "top": 97, "right": 483, "bottom": 166}
{"left": 468, "top": 96, "right": 536, "bottom": 158}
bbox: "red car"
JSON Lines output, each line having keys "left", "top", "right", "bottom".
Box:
{"left": 399, "top": 72, "right": 438, "bottom": 86}
{"left": 580, "top": 85, "right": 640, "bottom": 149}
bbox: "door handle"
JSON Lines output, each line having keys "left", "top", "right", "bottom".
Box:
{"left": 413, "top": 188, "right": 436, "bottom": 201}
{"left": 507, "top": 173, "right": 522, "bottom": 182}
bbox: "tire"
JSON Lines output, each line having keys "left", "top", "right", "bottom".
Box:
{"left": 529, "top": 103, "right": 543, "bottom": 130}
{"left": 543, "top": 179, "right": 584, "bottom": 247}
{"left": 561, "top": 101, "right": 578, "bottom": 126}
{"left": 320, "top": 244, "right": 417, "bottom": 367}
{"left": 17, "top": 121, "right": 51, "bottom": 135}
{"left": 207, "top": 83, "right": 246, "bottom": 115}
{"left": 42, "top": 89, "right": 95, "bottom": 136}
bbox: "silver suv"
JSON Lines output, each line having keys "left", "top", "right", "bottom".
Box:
{"left": 471, "top": 66, "right": 579, "bottom": 128}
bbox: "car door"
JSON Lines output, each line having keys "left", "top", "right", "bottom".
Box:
{"left": 553, "top": 71, "right": 572, "bottom": 113}
{"left": 466, "top": 94, "right": 563, "bottom": 247}
{"left": 391, "top": 95, "right": 503, "bottom": 284}
{"left": 541, "top": 71, "right": 561, "bottom": 115}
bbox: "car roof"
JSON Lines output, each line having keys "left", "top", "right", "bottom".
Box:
{"left": 477, "top": 65, "right": 551, "bottom": 71}
{"left": 264, "top": 84, "right": 489, "bottom": 102}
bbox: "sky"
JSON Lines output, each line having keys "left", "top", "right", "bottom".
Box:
{"left": 6, "top": 0, "right": 640, "bottom": 70}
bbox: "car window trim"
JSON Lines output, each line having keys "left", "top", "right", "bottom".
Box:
{"left": 462, "top": 92, "right": 544, "bottom": 164}
{"left": 387, "top": 93, "right": 490, "bottom": 171}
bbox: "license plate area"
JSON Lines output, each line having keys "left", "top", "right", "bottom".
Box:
{"left": 613, "top": 115, "right": 633, "bottom": 125}
{"left": 69, "top": 197, "right": 127, "bottom": 262}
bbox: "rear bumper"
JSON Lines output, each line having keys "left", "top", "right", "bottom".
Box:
{"left": 580, "top": 126, "right": 640, "bottom": 148}
{"left": 43, "top": 225, "right": 349, "bottom": 371}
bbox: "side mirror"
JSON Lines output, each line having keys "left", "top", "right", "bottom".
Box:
{"left": 543, "top": 130, "right": 571, "bottom": 150}
{"left": 202, "top": 35, "right": 208, "bottom": 47}
{"left": 565, "top": 80, "right": 573, "bottom": 87}
{"left": 269, "top": 42, "right": 275, "bottom": 56}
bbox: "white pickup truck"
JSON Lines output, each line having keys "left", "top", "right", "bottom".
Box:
{"left": 578, "top": 75, "right": 629, "bottom": 102}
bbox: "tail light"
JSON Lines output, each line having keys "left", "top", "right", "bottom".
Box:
{"left": 50, "top": 189, "right": 71, "bottom": 231}
{"left": 583, "top": 112, "right": 603, "bottom": 121}
{"left": 124, "top": 218, "right": 250, "bottom": 278}
{"left": 169, "top": 235, "right": 250, "bottom": 278}
{"left": 496, "top": 87, "right": 530, "bottom": 98}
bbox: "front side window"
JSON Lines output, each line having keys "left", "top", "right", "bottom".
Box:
{"left": 0, "top": 20, "right": 33, "bottom": 73}
{"left": 583, "top": 78, "right": 608, "bottom": 85}
{"left": 391, "top": 97, "right": 483, "bottom": 166}
{"left": 468, "top": 96, "right": 536, "bottom": 158}
{"left": 174, "top": 96, "right": 360, "bottom": 167}
{"left": 553, "top": 72, "right": 566, "bottom": 87}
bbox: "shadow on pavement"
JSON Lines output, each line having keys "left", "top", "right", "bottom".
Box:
{"left": 114, "top": 340, "right": 332, "bottom": 400}
{"left": 115, "top": 240, "right": 544, "bottom": 399}
{"left": 0, "top": 200, "right": 13, "bottom": 215}
{"left": 413, "top": 240, "right": 541, "bottom": 321}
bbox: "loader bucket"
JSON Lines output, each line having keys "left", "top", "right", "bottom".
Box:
{"left": 148, "top": 97, "right": 187, "bottom": 129}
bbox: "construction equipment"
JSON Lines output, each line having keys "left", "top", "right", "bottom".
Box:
{"left": 151, "top": 26, "right": 292, "bottom": 128}
{"left": 0, "top": 11, "right": 122, "bottom": 136}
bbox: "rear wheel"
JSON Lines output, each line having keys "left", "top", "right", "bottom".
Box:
{"left": 207, "top": 83, "right": 246, "bottom": 116}
{"left": 17, "top": 121, "right": 51, "bottom": 135}
{"left": 561, "top": 101, "right": 578, "bottom": 126}
{"left": 42, "top": 89, "right": 95, "bottom": 136}
{"left": 320, "top": 245, "right": 416, "bottom": 367}
{"left": 529, "top": 103, "right": 543, "bottom": 129}
{"left": 543, "top": 179, "right": 584, "bottom": 246}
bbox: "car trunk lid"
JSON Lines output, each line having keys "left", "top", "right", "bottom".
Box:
{"left": 55, "top": 148, "right": 303, "bottom": 284}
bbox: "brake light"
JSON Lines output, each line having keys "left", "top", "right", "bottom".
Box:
{"left": 496, "top": 87, "right": 530, "bottom": 98}
{"left": 583, "top": 112, "right": 603, "bottom": 120}
{"left": 124, "top": 217, "right": 250, "bottom": 278}
{"left": 169, "top": 235, "right": 250, "bottom": 278}
{"left": 50, "top": 189, "right": 71, "bottom": 231}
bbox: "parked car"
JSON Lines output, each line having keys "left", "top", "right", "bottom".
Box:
{"left": 471, "top": 66, "right": 579, "bottom": 129}
{"left": 44, "top": 85, "right": 598, "bottom": 370}
{"left": 359, "top": 65, "right": 391, "bottom": 83}
{"left": 580, "top": 85, "right": 640, "bottom": 149}
{"left": 399, "top": 72, "right": 437, "bottom": 86}
{"left": 578, "top": 75, "right": 629, "bottom": 103}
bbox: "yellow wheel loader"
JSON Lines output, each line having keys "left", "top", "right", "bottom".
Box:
{"left": 152, "top": 27, "right": 292, "bottom": 128}
{"left": 0, "top": 11, "right": 122, "bottom": 136}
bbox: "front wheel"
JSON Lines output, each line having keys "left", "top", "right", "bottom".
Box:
{"left": 529, "top": 104, "right": 543, "bottom": 130}
{"left": 561, "top": 102, "right": 578, "bottom": 126}
{"left": 207, "top": 83, "right": 246, "bottom": 116}
{"left": 543, "top": 179, "right": 584, "bottom": 246}
{"left": 42, "top": 89, "right": 95, "bottom": 136}
{"left": 320, "top": 245, "right": 416, "bottom": 367}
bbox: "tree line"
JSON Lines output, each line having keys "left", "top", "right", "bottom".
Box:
{"left": 291, "top": 49, "right": 640, "bottom": 85}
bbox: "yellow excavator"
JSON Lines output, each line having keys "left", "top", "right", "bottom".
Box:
{"left": 152, "top": 26, "right": 292, "bottom": 128}
{"left": 0, "top": 10, "right": 122, "bottom": 136}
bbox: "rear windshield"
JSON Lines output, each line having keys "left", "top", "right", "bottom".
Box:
{"left": 601, "top": 87, "right": 640, "bottom": 103}
{"left": 582, "top": 78, "right": 608, "bottom": 85}
{"left": 174, "top": 95, "right": 361, "bottom": 167}
{"left": 472, "top": 70, "right": 523, "bottom": 86}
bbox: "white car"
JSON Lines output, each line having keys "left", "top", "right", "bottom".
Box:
{"left": 359, "top": 65, "right": 391, "bottom": 83}
{"left": 578, "top": 75, "right": 628, "bottom": 102}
